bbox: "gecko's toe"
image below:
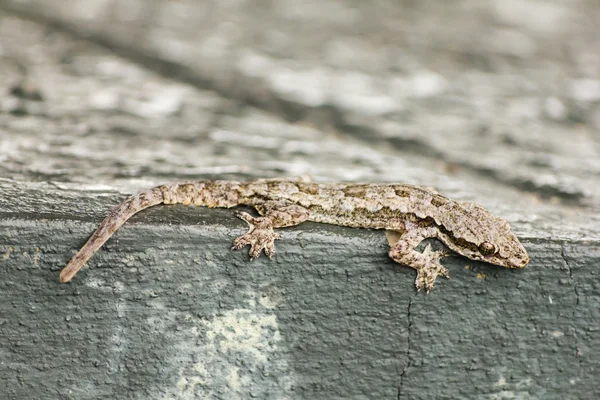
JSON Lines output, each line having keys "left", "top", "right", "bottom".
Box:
{"left": 439, "top": 265, "right": 450, "bottom": 278}
{"left": 415, "top": 267, "right": 431, "bottom": 292}
{"left": 264, "top": 244, "right": 276, "bottom": 259}
{"left": 232, "top": 234, "right": 254, "bottom": 250}
{"left": 249, "top": 244, "right": 265, "bottom": 259}
{"left": 415, "top": 275, "right": 435, "bottom": 293}
{"left": 249, "top": 241, "right": 274, "bottom": 259}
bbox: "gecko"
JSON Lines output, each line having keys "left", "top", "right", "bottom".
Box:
{"left": 59, "top": 179, "right": 529, "bottom": 292}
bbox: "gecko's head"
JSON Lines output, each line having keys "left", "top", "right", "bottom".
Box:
{"left": 441, "top": 202, "right": 529, "bottom": 269}
{"left": 471, "top": 230, "right": 529, "bottom": 269}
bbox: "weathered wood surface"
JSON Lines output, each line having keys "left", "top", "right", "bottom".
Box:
{"left": 0, "top": 1, "right": 599, "bottom": 399}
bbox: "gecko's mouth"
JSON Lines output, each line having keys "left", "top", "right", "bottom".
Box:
{"left": 508, "top": 254, "right": 529, "bottom": 269}
{"left": 479, "top": 249, "right": 528, "bottom": 269}
{"left": 508, "top": 244, "right": 530, "bottom": 269}
{"left": 487, "top": 252, "right": 529, "bottom": 269}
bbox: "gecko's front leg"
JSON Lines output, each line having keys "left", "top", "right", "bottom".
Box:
{"left": 233, "top": 201, "right": 310, "bottom": 259}
{"left": 388, "top": 227, "right": 450, "bottom": 293}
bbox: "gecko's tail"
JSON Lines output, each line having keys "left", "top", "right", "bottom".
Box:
{"left": 59, "top": 186, "right": 165, "bottom": 283}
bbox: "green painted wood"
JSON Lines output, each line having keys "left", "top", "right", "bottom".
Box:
{"left": 1, "top": 183, "right": 598, "bottom": 399}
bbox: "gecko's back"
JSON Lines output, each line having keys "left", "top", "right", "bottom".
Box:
{"left": 243, "top": 180, "right": 448, "bottom": 230}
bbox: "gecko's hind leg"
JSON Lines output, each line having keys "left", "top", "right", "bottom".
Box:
{"left": 388, "top": 229, "right": 450, "bottom": 293}
{"left": 232, "top": 202, "right": 309, "bottom": 259}
{"left": 233, "top": 212, "right": 280, "bottom": 259}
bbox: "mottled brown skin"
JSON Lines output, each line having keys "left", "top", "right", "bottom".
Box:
{"left": 60, "top": 179, "right": 529, "bottom": 291}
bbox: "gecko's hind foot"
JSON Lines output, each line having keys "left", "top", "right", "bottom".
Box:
{"left": 232, "top": 212, "right": 280, "bottom": 259}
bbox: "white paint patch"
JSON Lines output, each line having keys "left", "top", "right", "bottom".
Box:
{"left": 485, "top": 390, "right": 535, "bottom": 400}
{"left": 493, "top": 370, "right": 507, "bottom": 387}
{"left": 166, "top": 305, "right": 294, "bottom": 399}
{"left": 203, "top": 309, "right": 280, "bottom": 364}
{"left": 258, "top": 293, "right": 278, "bottom": 309}
{"left": 489, "top": 368, "right": 534, "bottom": 398}
{"left": 83, "top": 277, "right": 106, "bottom": 289}
{"left": 228, "top": 367, "right": 241, "bottom": 390}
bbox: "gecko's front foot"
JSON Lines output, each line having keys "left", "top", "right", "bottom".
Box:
{"left": 415, "top": 262, "right": 449, "bottom": 293}
{"left": 232, "top": 211, "right": 280, "bottom": 259}
{"left": 415, "top": 244, "right": 450, "bottom": 293}
{"left": 389, "top": 243, "right": 450, "bottom": 293}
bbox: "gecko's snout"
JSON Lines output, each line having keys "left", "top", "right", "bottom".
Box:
{"left": 506, "top": 245, "right": 529, "bottom": 269}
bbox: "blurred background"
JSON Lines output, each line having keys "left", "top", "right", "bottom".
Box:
{"left": 1, "top": 1, "right": 600, "bottom": 399}
{"left": 1, "top": 0, "right": 599, "bottom": 214}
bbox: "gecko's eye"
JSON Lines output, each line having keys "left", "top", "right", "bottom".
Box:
{"left": 479, "top": 241, "right": 496, "bottom": 256}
